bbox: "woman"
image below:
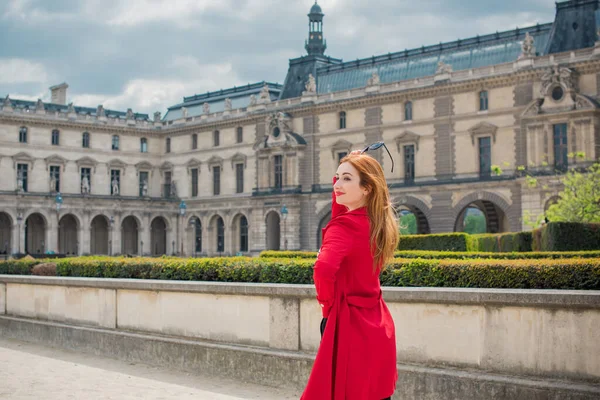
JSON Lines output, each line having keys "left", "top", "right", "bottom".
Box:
{"left": 301, "top": 151, "right": 399, "bottom": 400}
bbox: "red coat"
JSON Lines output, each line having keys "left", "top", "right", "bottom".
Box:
{"left": 301, "top": 178, "right": 397, "bottom": 400}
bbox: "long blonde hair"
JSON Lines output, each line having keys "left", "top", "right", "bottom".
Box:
{"left": 339, "top": 154, "right": 399, "bottom": 270}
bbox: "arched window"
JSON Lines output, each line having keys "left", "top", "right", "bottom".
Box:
{"left": 112, "top": 135, "right": 120, "bottom": 150}
{"left": 140, "top": 138, "right": 148, "bottom": 153}
{"left": 216, "top": 217, "right": 225, "bottom": 253}
{"left": 404, "top": 101, "right": 413, "bottom": 121}
{"left": 236, "top": 127, "right": 243, "bottom": 143}
{"left": 213, "top": 130, "right": 220, "bottom": 147}
{"left": 240, "top": 216, "right": 248, "bottom": 252}
{"left": 51, "top": 129, "right": 60, "bottom": 145}
{"left": 191, "top": 134, "right": 198, "bottom": 149}
{"left": 192, "top": 218, "right": 202, "bottom": 253}
{"left": 479, "top": 91, "right": 489, "bottom": 111}
{"left": 339, "top": 111, "right": 346, "bottom": 129}
{"left": 82, "top": 132, "right": 90, "bottom": 148}
{"left": 165, "top": 138, "right": 171, "bottom": 153}
{"left": 19, "top": 126, "right": 28, "bottom": 143}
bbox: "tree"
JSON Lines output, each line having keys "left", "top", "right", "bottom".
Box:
{"left": 463, "top": 213, "right": 486, "bottom": 234}
{"left": 545, "top": 163, "right": 600, "bottom": 223}
{"left": 399, "top": 212, "right": 417, "bottom": 235}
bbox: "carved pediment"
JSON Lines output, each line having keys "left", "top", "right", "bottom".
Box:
{"left": 186, "top": 158, "right": 201, "bottom": 174}
{"left": 253, "top": 131, "right": 307, "bottom": 152}
{"left": 574, "top": 94, "right": 597, "bottom": 111}
{"left": 230, "top": 152, "right": 248, "bottom": 169}
{"left": 107, "top": 159, "right": 127, "bottom": 175}
{"left": 330, "top": 139, "right": 352, "bottom": 159}
{"left": 44, "top": 154, "right": 68, "bottom": 171}
{"left": 135, "top": 161, "right": 154, "bottom": 171}
{"left": 11, "top": 152, "right": 34, "bottom": 168}
{"left": 159, "top": 161, "right": 173, "bottom": 170}
{"left": 468, "top": 122, "right": 498, "bottom": 144}
{"left": 522, "top": 94, "right": 597, "bottom": 118}
{"left": 207, "top": 155, "right": 224, "bottom": 167}
{"left": 395, "top": 131, "right": 421, "bottom": 151}
{"left": 76, "top": 156, "right": 98, "bottom": 172}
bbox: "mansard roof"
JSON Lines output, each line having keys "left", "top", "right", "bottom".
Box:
{"left": 316, "top": 24, "right": 553, "bottom": 94}
{"left": 4, "top": 99, "right": 150, "bottom": 120}
{"left": 163, "top": 82, "right": 283, "bottom": 122}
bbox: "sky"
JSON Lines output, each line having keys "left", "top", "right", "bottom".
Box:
{"left": 0, "top": 0, "right": 556, "bottom": 115}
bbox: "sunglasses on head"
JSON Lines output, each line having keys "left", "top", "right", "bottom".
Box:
{"left": 360, "top": 141, "right": 394, "bottom": 173}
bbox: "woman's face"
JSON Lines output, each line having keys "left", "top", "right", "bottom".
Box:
{"left": 334, "top": 162, "right": 369, "bottom": 211}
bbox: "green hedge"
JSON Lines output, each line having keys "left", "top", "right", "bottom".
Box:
{"left": 260, "top": 250, "right": 600, "bottom": 260}
{"left": 2, "top": 256, "right": 598, "bottom": 290}
{"left": 533, "top": 222, "right": 600, "bottom": 251}
{"left": 469, "top": 232, "right": 533, "bottom": 252}
{"left": 398, "top": 233, "right": 471, "bottom": 251}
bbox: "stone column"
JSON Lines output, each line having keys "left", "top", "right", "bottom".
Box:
{"left": 49, "top": 212, "right": 59, "bottom": 253}
{"left": 110, "top": 215, "right": 121, "bottom": 256}
{"left": 11, "top": 223, "right": 19, "bottom": 255}
{"left": 139, "top": 214, "right": 151, "bottom": 256}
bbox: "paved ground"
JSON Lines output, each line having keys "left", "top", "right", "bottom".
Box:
{"left": 0, "top": 338, "right": 301, "bottom": 400}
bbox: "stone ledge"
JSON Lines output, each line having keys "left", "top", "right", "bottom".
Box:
{"left": 1, "top": 275, "right": 599, "bottom": 308}
{"left": 1, "top": 316, "right": 598, "bottom": 400}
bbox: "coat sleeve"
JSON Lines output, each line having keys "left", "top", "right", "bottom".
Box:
{"left": 331, "top": 176, "right": 347, "bottom": 218}
{"left": 314, "top": 218, "right": 353, "bottom": 318}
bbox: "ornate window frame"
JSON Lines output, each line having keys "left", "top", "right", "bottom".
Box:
{"left": 330, "top": 139, "right": 352, "bottom": 159}
{"left": 468, "top": 122, "right": 498, "bottom": 145}
{"left": 186, "top": 158, "right": 201, "bottom": 175}
{"left": 107, "top": 158, "right": 127, "bottom": 176}
{"left": 11, "top": 152, "right": 35, "bottom": 170}
{"left": 76, "top": 156, "right": 98, "bottom": 173}
{"left": 395, "top": 131, "right": 420, "bottom": 152}
{"left": 44, "top": 154, "right": 67, "bottom": 172}
{"left": 230, "top": 153, "right": 247, "bottom": 169}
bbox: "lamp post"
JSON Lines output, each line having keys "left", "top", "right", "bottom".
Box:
{"left": 189, "top": 218, "right": 196, "bottom": 258}
{"left": 55, "top": 192, "right": 63, "bottom": 213}
{"left": 179, "top": 200, "right": 186, "bottom": 256}
{"left": 16, "top": 213, "right": 23, "bottom": 254}
{"left": 281, "top": 204, "right": 288, "bottom": 251}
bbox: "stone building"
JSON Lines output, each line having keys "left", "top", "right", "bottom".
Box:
{"left": 1, "top": 0, "right": 599, "bottom": 257}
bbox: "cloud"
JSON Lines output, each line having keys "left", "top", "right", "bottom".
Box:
{"left": 0, "top": 59, "right": 49, "bottom": 84}
{"left": 0, "top": 0, "right": 558, "bottom": 114}
{"left": 71, "top": 59, "right": 245, "bottom": 113}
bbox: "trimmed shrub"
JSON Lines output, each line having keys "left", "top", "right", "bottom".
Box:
{"left": 470, "top": 232, "right": 533, "bottom": 252}
{"left": 2, "top": 255, "right": 597, "bottom": 290}
{"left": 380, "top": 258, "right": 600, "bottom": 290}
{"left": 533, "top": 222, "right": 600, "bottom": 251}
{"left": 398, "top": 233, "right": 471, "bottom": 251}
{"left": 260, "top": 250, "right": 600, "bottom": 260}
{"left": 0, "top": 259, "right": 38, "bottom": 275}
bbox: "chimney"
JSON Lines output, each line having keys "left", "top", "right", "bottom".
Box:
{"left": 49, "top": 83, "right": 68, "bottom": 105}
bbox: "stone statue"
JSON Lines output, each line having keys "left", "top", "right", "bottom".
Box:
{"left": 182, "top": 107, "right": 188, "bottom": 119}
{"left": 170, "top": 181, "right": 178, "bottom": 197}
{"left": 249, "top": 95, "right": 257, "bottom": 106}
{"left": 436, "top": 61, "right": 453, "bottom": 74}
{"left": 541, "top": 65, "right": 574, "bottom": 96}
{"left": 224, "top": 98, "right": 232, "bottom": 111}
{"left": 81, "top": 176, "right": 90, "bottom": 194}
{"left": 67, "top": 102, "right": 75, "bottom": 113}
{"left": 111, "top": 177, "right": 119, "bottom": 196}
{"left": 126, "top": 108, "right": 134, "bottom": 119}
{"left": 519, "top": 32, "right": 535, "bottom": 59}
{"left": 153, "top": 111, "right": 161, "bottom": 122}
{"left": 35, "top": 98, "right": 44, "bottom": 112}
{"left": 97, "top": 105, "right": 106, "bottom": 118}
{"left": 367, "top": 72, "right": 380, "bottom": 86}
{"left": 203, "top": 102, "right": 210, "bottom": 114}
{"left": 49, "top": 175, "right": 57, "bottom": 193}
{"left": 17, "top": 170, "right": 24, "bottom": 192}
{"left": 259, "top": 84, "right": 271, "bottom": 102}
{"left": 142, "top": 179, "right": 149, "bottom": 196}
{"left": 305, "top": 74, "right": 317, "bottom": 93}
{"left": 3, "top": 95, "right": 10, "bottom": 108}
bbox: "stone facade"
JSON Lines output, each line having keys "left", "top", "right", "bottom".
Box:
{"left": 1, "top": 3, "right": 600, "bottom": 257}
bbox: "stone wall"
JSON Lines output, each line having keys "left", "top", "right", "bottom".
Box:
{"left": 1, "top": 276, "right": 599, "bottom": 399}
